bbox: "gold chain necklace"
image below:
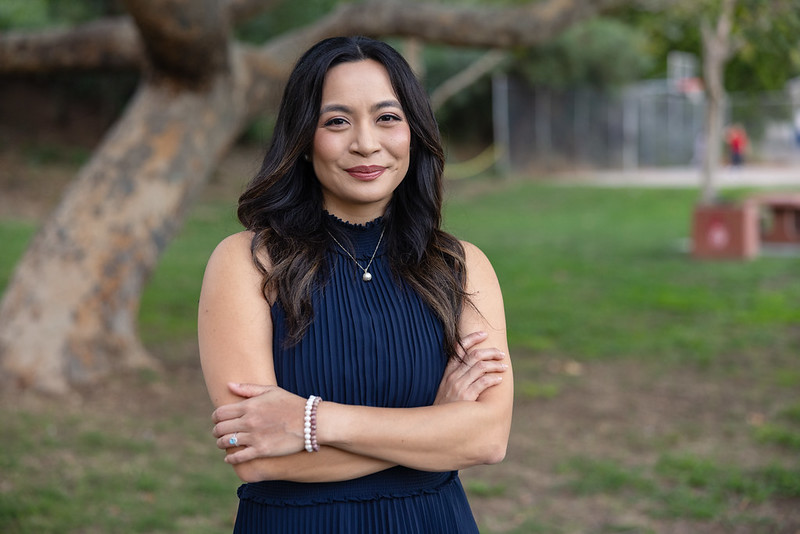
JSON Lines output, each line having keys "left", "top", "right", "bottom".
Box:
{"left": 328, "top": 228, "right": 386, "bottom": 282}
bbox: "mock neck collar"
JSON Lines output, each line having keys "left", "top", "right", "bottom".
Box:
{"left": 325, "top": 212, "right": 386, "bottom": 258}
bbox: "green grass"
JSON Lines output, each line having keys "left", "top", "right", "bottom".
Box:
{"left": 141, "top": 181, "right": 800, "bottom": 370}
{"left": 558, "top": 453, "right": 800, "bottom": 522}
{"left": 0, "top": 395, "right": 240, "bottom": 533}
{"left": 137, "top": 201, "right": 241, "bottom": 350}
{"left": 464, "top": 480, "right": 507, "bottom": 498}
{"left": 445, "top": 182, "right": 800, "bottom": 366}
{"left": 754, "top": 423, "right": 800, "bottom": 450}
{"left": 0, "top": 220, "right": 37, "bottom": 289}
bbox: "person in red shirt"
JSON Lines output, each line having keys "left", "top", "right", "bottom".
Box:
{"left": 726, "top": 124, "right": 748, "bottom": 166}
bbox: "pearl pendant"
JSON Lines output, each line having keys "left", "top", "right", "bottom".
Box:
{"left": 362, "top": 272, "right": 373, "bottom": 282}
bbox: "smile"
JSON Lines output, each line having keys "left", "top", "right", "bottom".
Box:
{"left": 345, "top": 166, "right": 386, "bottom": 181}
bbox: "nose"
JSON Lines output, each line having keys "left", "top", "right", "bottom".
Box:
{"left": 350, "top": 123, "right": 380, "bottom": 156}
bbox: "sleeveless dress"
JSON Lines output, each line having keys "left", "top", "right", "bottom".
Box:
{"left": 233, "top": 215, "right": 479, "bottom": 533}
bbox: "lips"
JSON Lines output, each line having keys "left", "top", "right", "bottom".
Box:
{"left": 345, "top": 165, "right": 386, "bottom": 181}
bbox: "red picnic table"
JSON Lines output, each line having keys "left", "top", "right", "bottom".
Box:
{"left": 747, "top": 193, "right": 800, "bottom": 244}
{"left": 691, "top": 192, "right": 800, "bottom": 259}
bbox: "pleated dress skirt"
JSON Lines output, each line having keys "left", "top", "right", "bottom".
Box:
{"left": 233, "top": 468, "right": 479, "bottom": 533}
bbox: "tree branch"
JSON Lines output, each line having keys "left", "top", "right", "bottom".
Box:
{"left": 0, "top": 17, "right": 142, "bottom": 74}
{"left": 0, "top": 0, "right": 631, "bottom": 77}
{"left": 0, "top": 0, "right": 284, "bottom": 75}
{"left": 261, "top": 0, "right": 634, "bottom": 70}
{"left": 429, "top": 50, "right": 507, "bottom": 111}
{"left": 121, "top": 0, "right": 230, "bottom": 84}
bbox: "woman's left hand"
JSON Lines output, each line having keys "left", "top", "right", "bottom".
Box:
{"left": 211, "top": 383, "right": 306, "bottom": 464}
{"left": 434, "top": 331, "right": 507, "bottom": 405}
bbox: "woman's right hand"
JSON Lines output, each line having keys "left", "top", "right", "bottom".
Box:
{"left": 434, "top": 331, "right": 508, "bottom": 405}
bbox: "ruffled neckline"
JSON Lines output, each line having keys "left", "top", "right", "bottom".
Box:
{"left": 325, "top": 212, "right": 386, "bottom": 259}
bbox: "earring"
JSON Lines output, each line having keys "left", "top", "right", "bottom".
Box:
{"left": 303, "top": 154, "right": 311, "bottom": 162}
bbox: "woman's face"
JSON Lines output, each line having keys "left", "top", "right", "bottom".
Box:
{"left": 312, "top": 59, "right": 411, "bottom": 223}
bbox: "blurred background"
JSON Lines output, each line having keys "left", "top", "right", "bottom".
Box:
{"left": 1, "top": 0, "right": 799, "bottom": 532}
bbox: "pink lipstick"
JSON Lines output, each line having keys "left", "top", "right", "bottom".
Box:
{"left": 346, "top": 165, "right": 386, "bottom": 181}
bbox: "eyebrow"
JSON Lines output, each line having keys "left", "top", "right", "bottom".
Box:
{"left": 319, "top": 100, "right": 403, "bottom": 115}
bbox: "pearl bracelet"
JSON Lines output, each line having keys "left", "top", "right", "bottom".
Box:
{"left": 304, "top": 395, "right": 321, "bottom": 453}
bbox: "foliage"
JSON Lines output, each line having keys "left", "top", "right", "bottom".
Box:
{"left": 235, "top": 0, "right": 341, "bottom": 44}
{"left": 428, "top": 15, "right": 656, "bottom": 147}
{"left": 725, "top": 0, "right": 800, "bottom": 91}
{"left": 0, "top": 0, "right": 119, "bottom": 30}
{"left": 511, "top": 17, "right": 654, "bottom": 89}
{"left": 0, "top": 0, "right": 48, "bottom": 30}
{"left": 617, "top": 0, "right": 800, "bottom": 92}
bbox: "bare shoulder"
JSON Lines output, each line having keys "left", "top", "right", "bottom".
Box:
{"left": 205, "top": 230, "right": 271, "bottom": 277}
{"left": 201, "top": 231, "right": 266, "bottom": 299}
{"left": 459, "top": 240, "right": 499, "bottom": 287}
{"left": 460, "top": 239, "right": 489, "bottom": 262}
{"left": 208, "top": 231, "right": 255, "bottom": 265}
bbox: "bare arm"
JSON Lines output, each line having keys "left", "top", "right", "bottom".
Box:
{"left": 213, "top": 241, "right": 513, "bottom": 472}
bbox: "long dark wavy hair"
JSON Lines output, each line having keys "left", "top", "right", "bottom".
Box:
{"left": 237, "top": 36, "right": 469, "bottom": 361}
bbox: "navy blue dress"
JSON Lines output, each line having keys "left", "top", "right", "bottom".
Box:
{"left": 233, "top": 215, "right": 479, "bottom": 533}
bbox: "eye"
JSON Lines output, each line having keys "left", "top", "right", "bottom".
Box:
{"left": 323, "top": 117, "right": 349, "bottom": 128}
{"left": 377, "top": 113, "right": 402, "bottom": 124}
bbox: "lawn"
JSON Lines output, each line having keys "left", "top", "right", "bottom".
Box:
{"left": 1, "top": 165, "right": 799, "bottom": 533}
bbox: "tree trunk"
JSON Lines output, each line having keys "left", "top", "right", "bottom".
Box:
{"left": 700, "top": 0, "right": 736, "bottom": 204}
{"left": 0, "top": 0, "right": 632, "bottom": 394}
{"left": 0, "top": 57, "right": 260, "bottom": 394}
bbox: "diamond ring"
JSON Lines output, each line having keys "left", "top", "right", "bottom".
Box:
{"left": 229, "top": 433, "right": 238, "bottom": 446}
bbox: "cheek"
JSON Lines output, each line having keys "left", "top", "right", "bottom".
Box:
{"left": 389, "top": 127, "right": 412, "bottom": 161}
{"left": 312, "top": 131, "right": 340, "bottom": 164}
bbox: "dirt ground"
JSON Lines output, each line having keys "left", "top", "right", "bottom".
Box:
{"left": 469, "top": 356, "right": 800, "bottom": 533}
{"left": 2, "top": 143, "right": 799, "bottom": 533}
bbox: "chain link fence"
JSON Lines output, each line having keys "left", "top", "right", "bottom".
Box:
{"left": 494, "top": 74, "right": 800, "bottom": 173}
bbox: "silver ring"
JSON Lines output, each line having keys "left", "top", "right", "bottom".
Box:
{"left": 229, "top": 433, "right": 238, "bottom": 446}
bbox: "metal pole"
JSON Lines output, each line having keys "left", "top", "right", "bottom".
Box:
{"left": 622, "top": 88, "right": 639, "bottom": 170}
{"left": 492, "top": 73, "right": 511, "bottom": 176}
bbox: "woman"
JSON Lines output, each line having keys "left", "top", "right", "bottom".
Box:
{"left": 198, "top": 36, "right": 513, "bottom": 533}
